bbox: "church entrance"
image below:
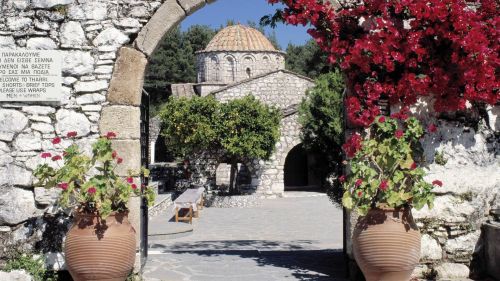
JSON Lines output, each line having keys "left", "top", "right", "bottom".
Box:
{"left": 284, "top": 144, "right": 309, "bottom": 188}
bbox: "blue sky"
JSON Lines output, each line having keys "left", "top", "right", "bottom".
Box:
{"left": 180, "top": 0, "right": 311, "bottom": 49}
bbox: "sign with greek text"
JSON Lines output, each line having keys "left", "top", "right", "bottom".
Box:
{"left": 0, "top": 50, "right": 62, "bottom": 102}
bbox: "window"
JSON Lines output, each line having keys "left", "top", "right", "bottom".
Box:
{"left": 226, "top": 56, "right": 235, "bottom": 82}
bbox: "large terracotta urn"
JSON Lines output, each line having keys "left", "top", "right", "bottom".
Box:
{"left": 65, "top": 212, "right": 136, "bottom": 281}
{"left": 352, "top": 206, "right": 421, "bottom": 281}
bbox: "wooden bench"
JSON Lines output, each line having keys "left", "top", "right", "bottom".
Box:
{"left": 173, "top": 187, "right": 204, "bottom": 224}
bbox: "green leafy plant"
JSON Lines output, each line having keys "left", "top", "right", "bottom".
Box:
{"left": 4, "top": 253, "right": 55, "bottom": 281}
{"left": 34, "top": 131, "right": 156, "bottom": 219}
{"left": 434, "top": 151, "right": 447, "bottom": 166}
{"left": 341, "top": 115, "right": 441, "bottom": 215}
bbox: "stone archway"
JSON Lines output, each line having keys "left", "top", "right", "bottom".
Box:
{"left": 97, "top": 0, "right": 341, "bottom": 272}
{"left": 96, "top": 0, "right": 218, "bottom": 268}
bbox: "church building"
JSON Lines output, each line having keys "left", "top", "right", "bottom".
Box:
{"left": 151, "top": 24, "right": 319, "bottom": 196}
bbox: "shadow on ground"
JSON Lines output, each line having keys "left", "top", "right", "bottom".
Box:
{"left": 148, "top": 240, "right": 347, "bottom": 280}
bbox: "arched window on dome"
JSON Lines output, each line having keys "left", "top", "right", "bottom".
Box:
{"left": 226, "top": 56, "right": 235, "bottom": 82}
{"left": 243, "top": 56, "right": 254, "bottom": 78}
{"left": 209, "top": 56, "right": 219, "bottom": 82}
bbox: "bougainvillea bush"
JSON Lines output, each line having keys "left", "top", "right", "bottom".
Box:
{"left": 34, "top": 132, "right": 155, "bottom": 219}
{"left": 340, "top": 115, "right": 441, "bottom": 214}
{"left": 268, "top": 0, "right": 499, "bottom": 127}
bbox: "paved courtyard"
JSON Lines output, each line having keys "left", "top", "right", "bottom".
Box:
{"left": 143, "top": 192, "right": 346, "bottom": 281}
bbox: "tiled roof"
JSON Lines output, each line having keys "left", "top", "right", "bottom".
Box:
{"left": 202, "top": 24, "right": 278, "bottom": 52}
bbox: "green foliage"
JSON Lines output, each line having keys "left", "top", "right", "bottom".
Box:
{"left": 342, "top": 116, "right": 436, "bottom": 215}
{"left": 5, "top": 253, "right": 56, "bottom": 281}
{"left": 158, "top": 95, "right": 281, "bottom": 189}
{"left": 285, "top": 39, "right": 335, "bottom": 78}
{"left": 434, "top": 151, "right": 447, "bottom": 165}
{"left": 145, "top": 25, "right": 216, "bottom": 88}
{"left": 299, "top": 70, "right": 345, "bottom": 179}
{"left": 34, "top": 135, "right": 156, "bottom": 219}
{"left": 220, "top": 96, "right": 281, "bottom": 160}
{"left": 159, "top": 96, "right": 221, "bottom": 157}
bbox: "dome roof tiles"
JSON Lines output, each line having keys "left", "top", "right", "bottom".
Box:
{"left": 201, "top": 24, "right": 279, "bottom": 52}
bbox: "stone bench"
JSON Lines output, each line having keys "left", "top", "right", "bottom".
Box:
{"left": 173, "top": 187, "right": 204, "bottom": 224}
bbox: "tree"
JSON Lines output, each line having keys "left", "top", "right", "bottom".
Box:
{"left": 220, "top": 96, "right": 281, "bottom": 192}
{"left": 299, "top": 69, "right": 345, "bottom": 181}
{"left": 145, "top": 26, "right": 195, "bottom": 88}
{"left": 285, "top": 39, "right": 335, "bottom": 78}
{"left": 158, "top": 96, "right": 220, "bottom": 157}
{"left": 158, "top": 95, "right": 281, "bottom": 192}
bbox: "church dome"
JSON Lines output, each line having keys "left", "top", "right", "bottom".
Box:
{"left": 201, "top": 24, "right": 279, "bottom": 52}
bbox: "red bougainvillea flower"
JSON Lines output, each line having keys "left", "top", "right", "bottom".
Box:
{"left": 432, "top": 180, "right": 443, "bottom": 187}
{"left": 106, "top": 132, "right": 117, "bottom": 139}
{"left": 339, "top": 175, "right": 346, "bottom": 183}
{"left": 127, "top": 177, "right": 133, "bottom": 184}
{"left": 273, "top": 0, "right": 499, "bottom": 129}
{"left": 52, "top": 137, "right": 61, "bottom": 145}
{"left": 117, "top": 157, "right": 123, "bottom": 164}
{"left": 394, "top": 130, "right": 404, "bottom": 139}
{"left": 427, "top": 124, "right": 438, "bottom": 133}
{"left": 57, "top": 182, "right": 68, "bottom": 190}
{"left": 52, "top": 155, "right": 62, "bottom": 161}
{"left": 357, "top": 191, "right": 363, "bottom": 198}
{"left": 378, "top": 116, "right": 385, "bottom": 123}
{"left": 355, "top": 179, "right": 363, "bottom": 187}
{"left": 66, "top": 131, "right": 77, "bottom": 138}
{"left": 112, "top": 150, "right": 117, "bottom": 159}
{"left": 410, "top": 162, "right": 417, "bottom": 170}
{"left": 379, "top": 180, "right": 389, "bottom": 191}
{"left": 41, "top": 152, "right": 52, "bottom": 158}
{"left": 131, "top": 184, "right": 137, "bottom": 190}
{"left": 87, "top": 187, "right": 97, "bottom": 194}
{"left": 342, "top": 133, "right": 363, "bottom": 158}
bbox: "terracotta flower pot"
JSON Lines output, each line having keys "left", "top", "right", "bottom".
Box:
{"left": 65, "top": 212, "right": 136, "bottom": 281}
{"left": 352, "top": 206, "right": 421, "bottom": 281}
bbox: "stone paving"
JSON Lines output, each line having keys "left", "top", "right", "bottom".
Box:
{"left": 143, "top": 192, "right": 346, "bottom": 281}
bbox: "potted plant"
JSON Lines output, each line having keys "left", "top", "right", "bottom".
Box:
{"left": 340, "top": 114, "right": 441, "bottom": 281}
{"left": 34, "top": 131, "right": 155, "bottom": 281}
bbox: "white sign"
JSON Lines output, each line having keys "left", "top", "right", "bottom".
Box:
{"left": 0, "top": 50, "right": 62, "bottom": 102}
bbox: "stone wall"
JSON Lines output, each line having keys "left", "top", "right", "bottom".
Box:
{"left": 412, "top": 114, "right": 499, "bottom": 279}
{"left": 214, "top": 70, "right": 314, "bottom": 110}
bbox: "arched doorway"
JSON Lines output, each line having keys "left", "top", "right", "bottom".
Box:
{"left": 284, "top": 144, "right": 309, "bottom": 188}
